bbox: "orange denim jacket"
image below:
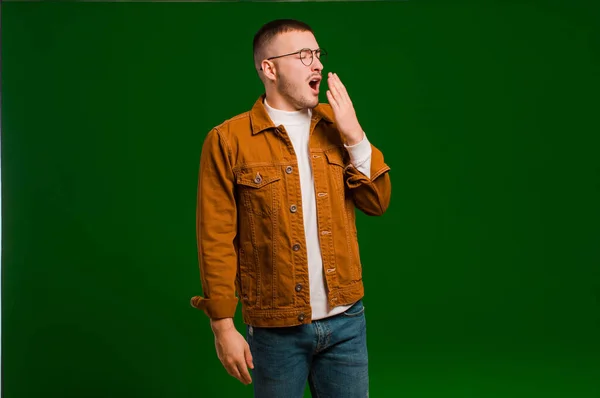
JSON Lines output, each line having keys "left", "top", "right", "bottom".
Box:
{"left": 190, "top": 95, "right": 391, "bottom": 327}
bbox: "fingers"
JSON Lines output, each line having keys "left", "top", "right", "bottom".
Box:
{"left": 332, "top": 72, "right": 350, "bottom": 99}
{"left": 237, "top": 361, "right": 253, "bottom": 385}
{"left": 326, "top": 89, "right": 338, "bottom": 110}
{"left": 327, "top": 72, "right": 345, "bottom": 106}
{"left": 229, "top": 343, "right": 254, "bottom": 385}
{"left": 245, "top": 343, "right": 254, "bottom": 369}
{"left": 226, "top": 361, "right": 243, "bottom": 382}
{"left": 327, "top": 72, "right": 351, "bottom": 106}
{"left": 224, "top": 357, "right": 252, "bottom": 385}
{"left": 240, "top": 342, "right": 254, "bottom": 384}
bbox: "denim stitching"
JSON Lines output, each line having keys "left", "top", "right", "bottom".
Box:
{"left": 247, "top": 202, "right": 261, "bottom": 307}
{"left": 272, "top": 181, "right": 278, "bottom": 305}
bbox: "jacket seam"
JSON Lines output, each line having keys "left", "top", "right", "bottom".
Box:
{"left": 214, "top": 127, "right": 234, "bottom": 169}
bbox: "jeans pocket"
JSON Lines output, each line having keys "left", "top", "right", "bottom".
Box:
{"left": 342, "top": 300, "right": 365, "bottom": 317}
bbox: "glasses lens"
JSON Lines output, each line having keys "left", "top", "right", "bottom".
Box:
{"left": 300, "top": 49, "right": 313, "bottom": 66}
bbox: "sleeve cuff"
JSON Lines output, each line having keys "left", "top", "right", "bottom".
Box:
{"left": 190, "top": 296, "right": 238, "bottom": 319}
{"left": 344, "top": 133, "right": 372, "bottom": 178}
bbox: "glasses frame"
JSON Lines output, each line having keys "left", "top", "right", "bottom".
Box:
{"left": 259, "top": 48, "right": 327, "bottom": 71}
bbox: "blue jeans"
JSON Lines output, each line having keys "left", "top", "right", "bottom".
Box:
{"left": 246, "top": 300, "right": 369, "bottom": 398}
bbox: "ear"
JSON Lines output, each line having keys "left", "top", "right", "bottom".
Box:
{"left": 260, "top": 60, "right": 277, "bottom": 82}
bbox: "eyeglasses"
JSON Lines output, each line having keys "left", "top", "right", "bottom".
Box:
{"left": 260, "top": 48, "right": 327, "bottom": 70}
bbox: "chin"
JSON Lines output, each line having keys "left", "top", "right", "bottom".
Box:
{"left": 289, "top": 90, "right": 319, "bottom": 110}
{"left": 306, "top": 96, "right": 320, "bottom": 109}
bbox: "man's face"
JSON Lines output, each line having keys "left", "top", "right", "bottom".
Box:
{"left": 266, "top": 30, "right": 324, "bottom": 110}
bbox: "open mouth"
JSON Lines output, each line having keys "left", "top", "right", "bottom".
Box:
{"left": 309, "top": 77, "right": 321, "bottom": 94}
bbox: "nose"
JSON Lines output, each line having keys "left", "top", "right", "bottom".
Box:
{"left": 311, "top": 55, "right": 323, "bottom": 72}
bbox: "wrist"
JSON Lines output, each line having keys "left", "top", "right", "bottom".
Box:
{"left": 210, "top": 317, "right": 235, "bottom": 335}
{"left": 345, "top": 130, "right": 364, "bottom": 146}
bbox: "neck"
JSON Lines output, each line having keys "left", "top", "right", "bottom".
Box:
{"left": 264, "top": 89, "right": 303, "bottom": 112}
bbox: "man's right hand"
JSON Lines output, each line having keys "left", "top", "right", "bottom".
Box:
{"left": 211, "top": 318, "right": 254, "bottom": 385}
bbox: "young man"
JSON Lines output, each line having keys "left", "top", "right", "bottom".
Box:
{"left": 191, "top": 19, "right": 391, "bottom": 397}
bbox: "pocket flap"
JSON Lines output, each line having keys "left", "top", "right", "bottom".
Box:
{"left": 324, "top": 149, "right": 346, "bottom": 167}
{"left": 237, "top": 170, "right": 281, "bottom": 188}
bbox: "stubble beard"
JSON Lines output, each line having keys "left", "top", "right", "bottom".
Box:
{"left": 278, "top": 74, "right": 318, "bottom": 111}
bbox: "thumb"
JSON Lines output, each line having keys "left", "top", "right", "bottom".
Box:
{"left": 244, "top": 343, "right": 254, "bottom": 369}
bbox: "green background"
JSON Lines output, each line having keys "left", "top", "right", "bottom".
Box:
{"left": 2, "top": 1, "right": 599, "bottom": 397}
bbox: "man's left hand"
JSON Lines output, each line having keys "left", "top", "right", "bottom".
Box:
{"left": 326, "top": 72, "right": 364, "bottom": 146}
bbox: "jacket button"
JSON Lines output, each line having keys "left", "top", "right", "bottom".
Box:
{"left": 290, "top": 204, "right": 297, "bottom": 213}
{"left": 254, "top": 176, "right": 262, "bottom": 184}
{"left": 295, "top": 283, "right": 302, "bottom": 292}
{"left": 292, "top": 244, "right": 300, "bottom": 251}
{"left": 298, "top": 313, "right": 305, "bottom": 322}
{"left": 285, "top": 166, "right": 293, "bottom": 174}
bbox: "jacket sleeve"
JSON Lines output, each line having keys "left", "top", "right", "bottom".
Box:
{"left": 190, "top": 128, "right": 239, "bottom": 319}
{"left": 345, "top": 142, "right": 391, "bottom": 216}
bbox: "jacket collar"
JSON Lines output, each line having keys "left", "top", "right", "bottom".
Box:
{"left": 249, "top": 94, "right": 333, "bottom": 135}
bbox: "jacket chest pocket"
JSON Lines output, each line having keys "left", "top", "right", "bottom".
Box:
{"left": 236, "top": 167, "right": 282, "bottom": 217}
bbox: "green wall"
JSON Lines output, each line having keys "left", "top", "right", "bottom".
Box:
{"left": 2, "top": 1, "right": 599, "bottom": 397}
